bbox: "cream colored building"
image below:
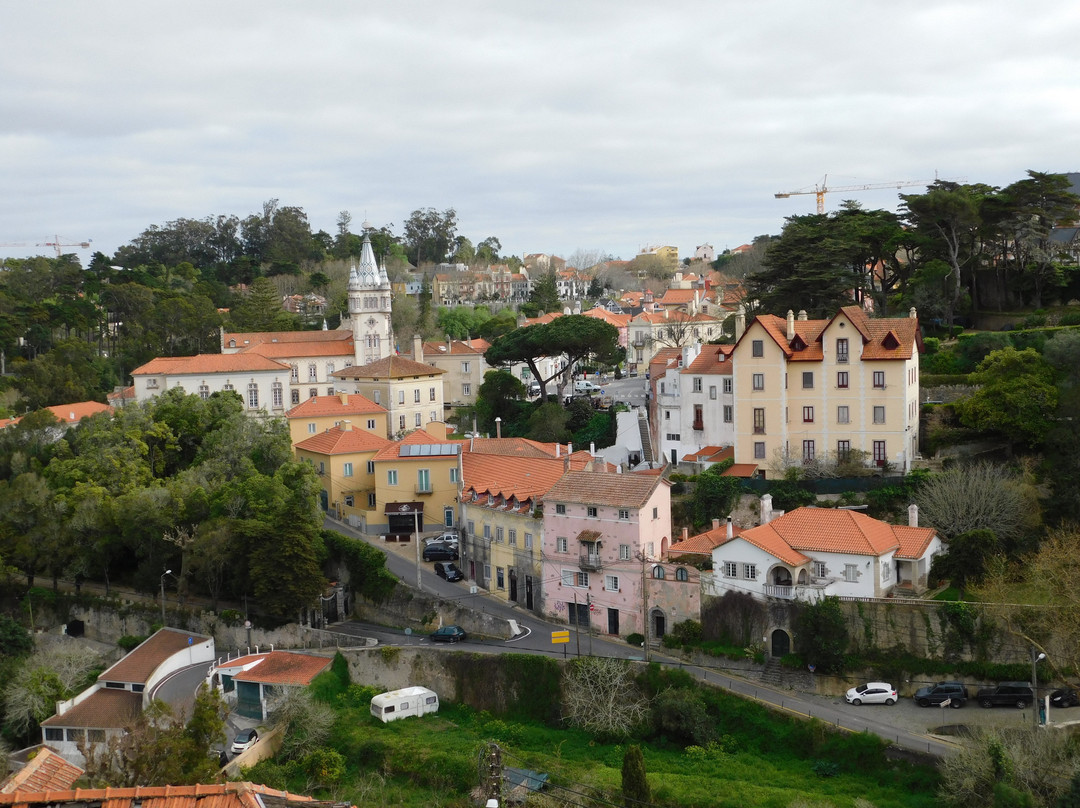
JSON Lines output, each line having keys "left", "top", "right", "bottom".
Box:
{"left": 731, "top": 306, "right": 922, "bottom": 476}
{"left": 333, "top": 356, "right": 447, "bottom": 440}
{"left": 130, "top": 354, "right": 291, "bottom": 417}
{"left": 416, "top": 336, "right": 491, "bottom": 409}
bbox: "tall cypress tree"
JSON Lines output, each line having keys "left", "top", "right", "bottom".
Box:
{"left": 621, "top": 744, "right": 650, "bottom": 807}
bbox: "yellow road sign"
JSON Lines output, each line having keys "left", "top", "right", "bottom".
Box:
{"left": 551, "top": 630, "right": 570, "bottom": 644}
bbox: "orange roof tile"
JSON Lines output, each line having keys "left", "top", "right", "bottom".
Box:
{"left": 223, "top": 330, "right": 351, "bottom": 347}
{"left": 681, "top": 446, "right": 733, "bottom": 463}
{"left": 41, "top": 402, "right": 113, "bottom": 424}
{"left": 100, "top": 628, "right": 212, "bottom": 684}
{"left": 333, "top": 355, "right": 445, "bottom": 379}
{"left": 722, "top": 463, "right": 759, "bottom": 477}
{"left": 230, "top": 652, "right": 331, "bottom": 685}
{"left": 294, "top": 426, "right": 393, "bottom": 455}
{"left": 0, "top": 782, "right": 343, "bottom": 808}
{"left": 39, "top": 689, "right": 141, "bottom": 729}
{"left": 372, "top": 428, "right": 463, "bottom": 461}
{"left": 0, "top": 748, "right": 83, "bottom": 793}
{"left": 132, "top": 354, "right": 290, "bottom": 376}
{"left": 286, "top": 393, "right": 385, "bottom": 418}
{"left": 545, "top": 469, "right": 666, "bottom": 508}
{"left": 667, "top": 524, "right": 743, "bottom": 557}
{"left": 463, "top": 437, "right": 567, "bottom": 458}
{"left": 738, "top": 507, "right": 911, "bottom": 565}
{"left": 462, "top": 453, "right": 591, "bottom": 501}
{"left": 422, "top": 339, "right": 489, "bottom": 357}
{"left": 242, "top": 341, "right": 352, "bottom": 359}
{"left": 892, "top": 525, "right": 938, "bottom": 559}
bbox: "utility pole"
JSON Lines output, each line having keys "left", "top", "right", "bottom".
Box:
{"left": 485, "top": 742, "right": 502, "bottom": 807}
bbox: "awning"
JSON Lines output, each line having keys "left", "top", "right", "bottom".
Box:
{"left": 384, "top": 501, "right": 424, "bottom": 515}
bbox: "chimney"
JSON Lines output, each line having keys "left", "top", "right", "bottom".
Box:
{"left": 341, "top": 419, "right": 352, "bottom": 431}
{"left": 568, "top": 442, "right": 573, "bottom": 455}
{"left": 761, "top": 493, "right": 774, "bottom": 524}
{"left": 910, "top": 306, "right": 918, "bottom": 320}
{"left": 726, "top": 516, "right": 733, "bottom": 538}
{"left": 712, "top": 518, "right": 720, "bottom": 531}
{"left": 735, "top": 304, "right": 746, "bottom": 341}
{"left": 797, "top": 309, "right": 808, "bottom": 321}
{"left": 786, "top": 310, "right": 795, "bottom": 340}
{"left": 555, "top": 443, "right": 561, "bottom": 458}
{"left": 412, "top": 333, "right": 423, "bottom": 362}
{"left": 681, "top": 527, "right": 688, "bottom": 542}
{"left": 495, "top": 417, "right": 502, "bottom": 439}
{"left": 339, "top": 392, "right": 349, "bottom": 405}
{"left": 590, "top": 442, "right": 595, "bottom": 456}
{"left": 908, "top": 503, "right": 919, "bottom": 527}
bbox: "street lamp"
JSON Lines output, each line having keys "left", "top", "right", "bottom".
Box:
{"left": 160, "top": 569, "right": 172, "bottom": 627}
{"left": 1032, "top": 648, "right": 1047, "bottom": 729}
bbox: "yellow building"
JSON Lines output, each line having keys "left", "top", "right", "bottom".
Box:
{"left": 372, "top": 426, "right": 463, "bottom": 537}
{"left": 731, "top": 306, "right": 922, "bottom": 475}
{"left": 285, "top": 392, "right": 387, "bottom": 447}
{"left": 294, "top": 422, "right": 393, "bottom": 524}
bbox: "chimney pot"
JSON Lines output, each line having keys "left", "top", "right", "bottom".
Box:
{"left": 712, "top": 518, "right": 720, "bottom": 530}
{"left": 726, "top": 515, "right": 733, "bottom": 538}
{"left": 908, "top": 503, "right": 919, "bottom": 527}
{"left": 341, "top": 419, "right": 352, "bottom": 431}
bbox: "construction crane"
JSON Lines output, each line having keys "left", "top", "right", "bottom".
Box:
{"left": 774, "top": 175, "right": 943, "bottom": 214}
{"left": 37, "top": 236, "right": 92, "bottom": 257}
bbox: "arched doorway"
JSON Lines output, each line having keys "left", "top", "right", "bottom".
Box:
{"left": 770, "top": 628, "right": 790, "bottom": 658}
{"left": 771, "top": 567, "right": 792, "bottom": 586}
{"left": 651, "top": 608, "right": 666, "bottom": 639}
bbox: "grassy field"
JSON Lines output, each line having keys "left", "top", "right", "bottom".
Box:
{"left": 244, "top": 658, "right": 942, "bottom": 808}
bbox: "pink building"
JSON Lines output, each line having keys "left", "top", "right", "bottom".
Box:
{"left": 541, "top": 468, "right": 699, "bottom": 639}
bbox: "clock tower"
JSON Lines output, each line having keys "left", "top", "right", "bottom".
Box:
{"left": 348, "top": 223, "right": 394, "bottom": 366}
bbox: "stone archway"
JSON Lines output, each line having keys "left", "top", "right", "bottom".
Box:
{"left": 770, "top": 628, "right": 791, "bottom": 658}
{"left": 651, "top": 608, "right": 667, "bottom": 639}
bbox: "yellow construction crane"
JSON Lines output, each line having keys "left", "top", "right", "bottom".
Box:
{"left": 37, "top": 236, "right": 92, "bottom": 257}
{"left": 775, "top": 175, "right": 943, "bottom": 214}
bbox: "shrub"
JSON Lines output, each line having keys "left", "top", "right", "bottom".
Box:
{"left": 117, "top": 635, "right": 146, "bottom": 652}
{"left": 626, "top": 633, "right": 645, "bottom": 648}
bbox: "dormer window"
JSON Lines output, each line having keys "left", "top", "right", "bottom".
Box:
{"left": 882, "top": 331, "right": 900, "bottom": 349}
{"left": 790, "top": 334, "right": 807, "bottom": 351}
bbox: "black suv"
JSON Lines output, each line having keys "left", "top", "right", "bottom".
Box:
{"left": 423, "top": 542, "right": 458, "bottom": 562}
{"left": 914, "top": 681, "right": 968, "bottom": 708}
{"left": 976, "top": 682, "right": 1034, "bottom": 709}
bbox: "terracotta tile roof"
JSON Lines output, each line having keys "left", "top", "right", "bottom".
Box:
{"left": 463, "top": 454, "right": 581, "bottom": 500}
{"left": 0, "top": 782, "right": 347, "bottom": 808}
{"left": 751, "top": 315, "right": 827, "bottom": 361}
{"left": 463, "top": 437, "right": 568, "bottom": 458}
{"left": 668, "top": 524, "right": 744, "bottom": 557}
{"left": 892, "top": 525, "right": 938, "bottom": 559}
{"left": 722, "top": 463, "right": 759, "bottom": 477}
{"left": 682, "top": 446, "right": 733, "bottom": 463}
{"left": 838, "top": 305, "right": 921, "bottom": 359}
{"left": 422, "top": 339, "right": 489, "bottom": 357}
{"left": 106, "top": 386, "right": 136, "bottom": 406}
{"left": 739, "top": 507, "right": 909, "bottom": 565}
{"left": 658, "top": 289, "right": 697, "bottom": 305}
{"left": 230, "top": 652, "right": 331, "bottom": 685}
{"left": 39, "top": 689, "right": 141, "bottom": 729}
{"left": 545, "top": 469, "right": 666, "bottom": 508}
{"left": 100, "top": 628, "right": 211, "bottom": 684}
{"left": 682, "top": 345, "right": 733, "bottom": 375}
{"left": 332, "top": 355, "right": 445, "bottom": 379}
{"left": 132, "top": 354, "right": 290, "bottom": 376}
{"left": 0, "top": 748, "right": 83, "bottom": 793}
{"left": 372, "top": 428, "right": 463, "bottom": 461}
{"left": 242, "top": 341, "right": 352, "bottom": 359}
{"left": 7, "top": 402, "right": 114, "bottom": 428}
{"left": 294, "top": 426, "right": 393, "bottom": 455}
{"left": 224, "top": 330, "right": 351, "bottom": 347}
{"left": 285, "top": 393, "right": 385, "bottom": 418}
{"left": 582, "top": 308, "right": 630, "bottom": 327}
{"left": 575, "top": 529, "right": 602, "bottom": 543}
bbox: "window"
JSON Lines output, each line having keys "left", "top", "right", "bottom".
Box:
{"left": 387, "top": 470, "right": 398, "bottom": 485}
{"left": 344, "top": 495, "right": 354, "bottom": 507}
{"left": 874, "top": 406, "right": 885, "bottom": 424}
{"left": 837, "top": 405, "right": 850, "bottom": 424}
{"left": 709, "top": 385, "right": 717, "bottom": 399}
{"left": 653, "top": 507, "right": 658, "bottom": 519}
{"left": 444, "top": 507, "right": 454, "bottom": 527}
{"left": 66, "top": 729, "right": 84, "bottom": 743}
{"left": 399, "top": 415, "right": 406, "bottom": 430}
{"left": 754, "top": 441, "right": 766, "bottom": 459}
{"left": 692, "top": 404, "right": 704, "bottom": 430}
{"left": 556, "top": 504, "right": 566, "bottom": 515}
{"left": 752, "top": 373, "right": 764, "bottom": 391}
{"left": 483, "top": 524, "right": 491, "bottom": 539}
{"left": 44, "top": 727, "right": 62, "bottom": 741}
{"left": 308, "top": 363, "right": 318, "bottom": 381}
{"left": 272, "top": 381, "right": 283, "bottom": 408}
{"left": 802, "top": 406, "right": 814, "bottom": 422}
{"left": 587, "top": 506, "right": 598, "bottom": 517}
{"left": 752, "top": 339, "right": 764, "bottom": 357}
{"left": 693, "top": 377, "right": 702, "bottom": 392}
{"left": 836, "top": 338, "right": 849, "bottom": 363}
{"left": 463, "top": 361, "right": 470, "bottom": 373}
{"left": 802, "top": 440, "right": 815, "bottom": 463}
{"left": 508, "top": 529, "right": 517, "bottom": 545}
{"left": 652, "top": 566, "right": 666, "bottom": 580}
{"left": 484, "top": 564, "right": 492, "bottom": 581}
{"left": 496, "top": 527, "right": 504, "bottom": 543}
{"left": 605, "top": 574, "right": 619, "bottom": 591}
{"left": 417, "top": 469, "right": 430, "bottom": 492}
{"left": 883, "top": 562, "right": 891, "bottom": 581}
{"left": 430, "top": 387, "right": 437, "bottom": 401}
{"left": 290, "top": 364, "right": 299, "bottom": 382}
{"left": 837, "top": 371, "right": 849, "bottom": 388}
{"left": 198, "top": 383, "right": 210, "bottom": 400}
{"left": 812, "top": 561, "right": 827, "bottom": 578}
{"left": 743, "top": 563, "right": 757, "bottom": 580}
{"left": 309, "top": 388, "right": 317, "bottom": 398}
{"left": 247, "top": 383, "right": 259, "bottom": 409}
{"left": 399, "top": 390, "right": 405, "bottom": 404}
{"left": 462, "top": 383, "right": 471, "bottom": 396}
{"left": 343, "top": 462, "right": 353, "bottom": 477}
{"left": 373, "top": 390, "right": 380, "bottom": 404}
{"left": 723, "top": 561, "right": 738, "bottom": 578}
{"left": 557, "top": 536, "right": 568, "bottom": 553}
{"left": 873, "top": 440, "right": 887, "bottom": 465}
{"left": 844, "top": 564, "right": 859, "bottom": 583}
{"left": 415, "top": 412, "right": 422, "bottom": 426}
{"left": 223, "top": 382, "right": 233, "bottom": 391}
{"left": 575, "top": 571, "right": 589, "bottom": 587}
{"left": 802, "top": 371, "right": 814, "bottom": 389}
{"left": 618, "top": 509, "right": 630, "bottom": 520}
{"left": 664, "top": 410, "right": 670, "bottom": 420}
{"left": 620, "top": 544, "right": 631, "bottom": 560}
{"left": 327, "top": 362, "right": 335, "bottom": 375}
{"left": 723, "top": 405, "right": 733, "bottom": 423}
{"left": 88, "top": 728, "right": 106, "bottom": 742}
{"left": 291, "top": 389, "right": 300, "bottom": 405}
{"left": 496, "top": 567, "right": 505, "bottom": 589}
{"left": 873, "top": 371, "right": 886, "bottom": 388}
{"left": 366, "top": 460, "right": 375, "bottom": 474}
{"left": 524, "top": 532, "right": 533, "bottom": 549}
{"left": 676, "top": 567, "right": 689, "bottom": 582}
{"left": 367, "top": 418, "right": 376, "bottom": 430}
{"left": 308, "top": 422, "right": 317, "bottom": 434}
{"left": 368, "top": 493, "right": 376, "bottom": 507}
{"left": 837, "top": 440, "right": 851, "bottom": 461}
{"left": 450, "top": 467, "right": 458, "bottom": 483}
{"left": 723, "top": 378, "right": 733, "bottom": 394}
{"left": 468, "top": 520, "right": 475, "bottom": 535}
{"left": 753, "top": 408, "right": 765, "bottom": 434}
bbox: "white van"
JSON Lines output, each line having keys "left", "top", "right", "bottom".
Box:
{"left": 574, "top": 380, "right": 601, "bottom": 394}
{"left": 370, "top": 686, "right": 439, "bottom": 723}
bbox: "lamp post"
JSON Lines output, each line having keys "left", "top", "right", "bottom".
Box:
{"left": 1032, "top": 648, "right": 1046, "bottom": 729}
{"left": 160, "top": 569, "right": 172, "bottom": 627}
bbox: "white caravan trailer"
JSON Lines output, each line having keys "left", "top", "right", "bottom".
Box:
{"left": 370, "top": 686, "right": 439, "bottom": 723}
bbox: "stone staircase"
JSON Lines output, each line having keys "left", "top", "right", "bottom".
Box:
{"left": 637, "top": 410, "right": 654, "bottom": 464}
{"left": 759, "top": 658, "right": 785, "bottom": 687}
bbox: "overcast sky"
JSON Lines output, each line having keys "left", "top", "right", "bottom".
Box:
{"left": 3, "top": 2, "right": 1079, "bottom": 266}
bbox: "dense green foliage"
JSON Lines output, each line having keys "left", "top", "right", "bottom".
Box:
{"left": 794, "top": 597, "right": 850, "bottom": 674}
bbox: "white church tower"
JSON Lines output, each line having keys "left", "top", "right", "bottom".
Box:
{"left": 348, "top": 222, "right": 394, "bottom": 366}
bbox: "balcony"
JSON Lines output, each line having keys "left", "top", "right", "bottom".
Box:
{"left": 762, "top": 584, "right": 793, "bottom": 599}
{"left": 415, "top": 484, "right": 433, "bottom": 495}
{"left": 579, "top": 553, "right": 602, "bottom": 571}
{"left": 692, "top": 420, "right": 704, "bottom": 431}
{"left": 837, "top": 353, "right": 849, "bottom": 364}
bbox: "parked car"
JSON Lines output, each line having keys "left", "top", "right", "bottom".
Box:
{"left": 573, "top": 380, "right": 601, "bottom": 394}
{"left": 845, "top": 682, "right": 897, "bottom": 706}
{"left": 430, "top": 625, "right": 467, "bottom": 643}
{"left": 976, "top": 682, "right": 1034, "bottom": 709}
{"left": 423, "top": 542, "right": 459, "bottom": 562}
{"left": 434, "top": 561, "right": 464, "bottom": 582}
{"left": 231, "top": 728, "right": 259, "bottom": 754}
{"left": 1050, "top": 688, "right": 1079, "bottom": 708}
{"left": 527, "top": 382, "right": 541, "bottom": 396}
{"left": 914, "top": 681, "right": 968, "bottom": 708}
{"left": 424, "top": 532, "right": 459, "bottom": 547}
